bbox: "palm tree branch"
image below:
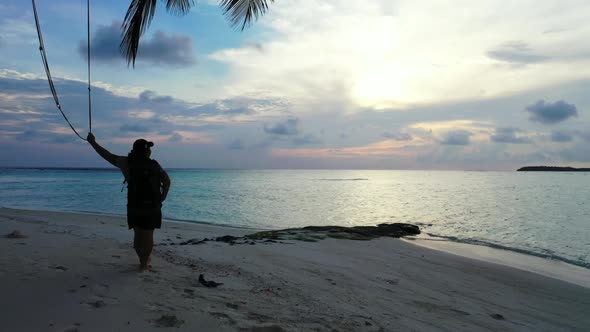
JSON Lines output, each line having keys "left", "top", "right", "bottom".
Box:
{"left": 166, "top": 0, "right": 195, "bottom": 15}
{"left": 121, "top": 0, "right": 158, "bottom": 66}
{"left": 219, "top": 0, "right": 273, "bottom": 31}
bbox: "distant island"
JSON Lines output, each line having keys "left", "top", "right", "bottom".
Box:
{"left": 517, "top": 166, "right": 590, "bottom": 172}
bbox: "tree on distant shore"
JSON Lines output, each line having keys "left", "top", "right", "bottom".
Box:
{"left": 121, "top": 0, "right": 274, "bottom": 66}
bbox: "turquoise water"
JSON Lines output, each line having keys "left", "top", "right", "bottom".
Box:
{"left": 0, "top": 168, "right": 588, "bottom": 269}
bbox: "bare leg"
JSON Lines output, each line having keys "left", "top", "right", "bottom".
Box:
{"left": 133, "top": 227, "right": 154, "bottom": 271}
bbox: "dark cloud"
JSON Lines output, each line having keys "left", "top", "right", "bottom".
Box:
{"left": 264, "top": 118, "right": 299, "bottom": 135}
{"left": 139, "top": 90, "right": 174, "bottom": 104}
{"left": 79, "top": 21, "right": 196, "bottom": 67}
{"left": 551, "top": 130, "right": 573, "bottom": 143}
{"left": 228, "top": 138, "right": 244, "bottom": 150}
{"left": 382, "top": 131, "right": 412, "bottom": 141}
{"left": 135, "top": 91, "right": 262, "bottom": 119}
{"left": 487, "top": 41, "right": 548, "bottom": 64}
{"left": 140, "top": 31, "right": 196, "bottom": 66}
{"left": 169, "top": 133, "right": 183, "bottom": 142}
{"left": 78, "top": 22, "right": 121, "bottom": 62}
{"left": 440, "top": 130, "right": 472, "bottom": 145}
{"left": 293, "top": 134, "right": 322, "bottom": 145}
{"left": 490, "top": 127, "right": 531, "bottom": 144}
{"left": 15, "top": 130, "right": 77, "bottom": 144}
{"left": 526, "top": 100, "right": 578, "bottom": 124}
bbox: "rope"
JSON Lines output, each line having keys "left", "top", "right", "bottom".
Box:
{"left": 87, "top": 0, "right": 92, "bottom": 133}
{"left": 31, "top": 0, "right": 91, "bottom": 141}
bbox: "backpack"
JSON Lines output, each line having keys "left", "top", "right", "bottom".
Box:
{"left": 127, "top": 158, "right": 162, "bottom": 209}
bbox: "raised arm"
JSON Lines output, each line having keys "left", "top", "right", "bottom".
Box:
{"left": 87, "top": 133, "right": 119, "bottom": 167}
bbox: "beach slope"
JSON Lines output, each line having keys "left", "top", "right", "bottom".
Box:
{"left": 1, "top": 208, "right": 589, "bottom": 331}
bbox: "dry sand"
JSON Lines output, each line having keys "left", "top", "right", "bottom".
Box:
{"left": 1, "top": 207, "right": 589, "bottom": 331}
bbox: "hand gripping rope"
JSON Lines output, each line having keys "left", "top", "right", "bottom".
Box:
{"left": 32, "top": 0, "right": 93, "bottom": 141}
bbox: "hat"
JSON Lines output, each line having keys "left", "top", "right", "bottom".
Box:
{"left": 133, "top": 138, "right": 154, "bottom": 153}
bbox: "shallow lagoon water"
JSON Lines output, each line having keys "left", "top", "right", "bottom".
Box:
{"left": 0, "top": 168, "right": 588, "bottom": 269}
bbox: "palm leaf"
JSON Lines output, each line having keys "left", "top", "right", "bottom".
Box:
{"left": 121, "top": 0, "right": 272, "bottom": 66}
{"left": 219, "top": 0, "right": 274, "bottom": 31}
{"left": 121, "top": 0, "right": 195, "bottom": 66}
{"left": 166, "top": 0, "right": 195, "bottom": 15}
{"left": 121, "top": 0, "right": 158, "bottom": 67}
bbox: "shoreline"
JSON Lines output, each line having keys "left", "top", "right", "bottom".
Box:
{"left": 405, "top": 236, "right": 590, "bottom": 289}
{"left": 3, "top": 205, "right": 588, "bottom": 282}
{"left": 2, "top": 207, "right": 590, "bottom": 331}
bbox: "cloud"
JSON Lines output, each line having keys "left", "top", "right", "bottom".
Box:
{"left": 140, "top": 31, "right": 196, "bottom": 66}
{"left": 169, "top": 133, "right": 183, "bottom": 142}
{"left": 490, "top": 127, "right": 531, "bottom": 144}
{"left": 139, "top": 90, "right": 174, "bottom": 104}
{"left": 79, "top": 21, "right": 196, "bottom": 67}
{"left": 382, "top": 131, "right": 412, "bottom": 141}
{"left": 440, "top": 130, "right": 472, "bottom": 145}
{"left": 551, "top": 130, "right": 573, "bottom": 142}
{"left": 264, "top": 118, "right": 299, "bottom": 135}
{"left": 134, "top": 90, "right": 269, "bottom": 119}
{"left": 120, "top": 123, "right": 151, "bottom": 133}
{"left": 15, "top": 130, "right": 77, "bottom": 144}
{"left": 209, "top": 1, "right": 590, "bottom": 108}
{"left": 0, "top": 71, "right": 272, "bottom": 147}
{"left": 487, "top": 41, "right": 548, "bottom": 64}
{"left": 293, "top": 134, "right": 322, "bottom": 145}
{"left": 526, "top": 100, "right": 578, "bottom": 124}
{"left": 0, "top": 18, "right": 36, "bottom": 46}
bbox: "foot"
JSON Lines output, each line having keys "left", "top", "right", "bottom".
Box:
{"left": 139, "top": 256, "right": 153, "bottom": 271}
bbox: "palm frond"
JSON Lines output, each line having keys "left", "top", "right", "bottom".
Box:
{"left": 120, "top": 0, "right": 158, "bottom": 67}
{"left": 166, "top": 0, "right": 195, "bottom": 15}
{"left": 219, "top": 0, "right": 273, "bottom": 31}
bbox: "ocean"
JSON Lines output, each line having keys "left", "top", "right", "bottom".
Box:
{"left": 0, "top": 168, "right": 588, "bottom": 269}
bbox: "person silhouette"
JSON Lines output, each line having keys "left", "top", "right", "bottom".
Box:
{"left": 87, "top": 133, "right": 171, "bottom": 271}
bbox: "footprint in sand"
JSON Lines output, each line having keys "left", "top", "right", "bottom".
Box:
{"left": 412, "top": 301, "right": 470, "bottom": 316}
{"left": 152, "top": 314, "right": 184, "bottom": 328}
{"left": 49, "top": 265, "right": 68, "bottom": 271}
{"left": 209, "top": 312, "right": 236, "bottom": 326}
{"left": 62, "top": 323, "right": 81, "bottom": 332}
{"left": 490, "top": 313, "right": 505, "bottom": 320}
{"left": 247, "top": 325, "right": 285, "bottom": 332}
{"left": 226, "top": 302, "right": 239, "bottom": 310}
{"left": 86, "top": 300, "right": 106, "bottom": 308}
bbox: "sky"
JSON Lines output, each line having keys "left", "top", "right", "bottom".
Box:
{"left": 1, "top": 0, "right": 590, "bottom": 170}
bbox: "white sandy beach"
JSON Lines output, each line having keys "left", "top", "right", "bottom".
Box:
{"left": 1, "top": 207, "right": 589, "bottom": 332}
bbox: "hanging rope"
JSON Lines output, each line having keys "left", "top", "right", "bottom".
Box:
{"left": 32, "top": 0, "right": 92, "bottom": 141}
{"left": 87, "top": 0, "right": 92, "bottom": 134}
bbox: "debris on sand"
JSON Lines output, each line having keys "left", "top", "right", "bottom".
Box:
{"left": 166, "top": 223, "right": 420, "bottom": 246}
{"left": 246, "top": 223, "right": 420, "bottom": 242}
{"left": 199, "top": 274, "right": 223, "bottom": 288}
{"left": 5, "top": 230, "right": 28, "bottom": 239}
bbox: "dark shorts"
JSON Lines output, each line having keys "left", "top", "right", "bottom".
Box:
{"left": 127, "top": 205, "right": 162, "bottom": 230}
